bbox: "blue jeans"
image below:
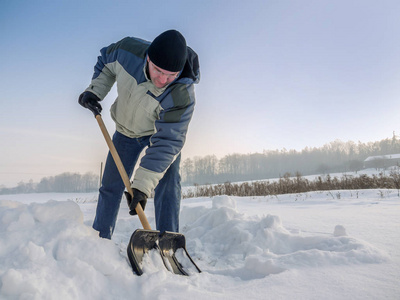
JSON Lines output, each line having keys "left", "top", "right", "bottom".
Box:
{"left": 93, "top": 131, "right": 182, "bottom": 239}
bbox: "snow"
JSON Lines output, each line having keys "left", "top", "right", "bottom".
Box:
{"left": 364, "top": 153, "right": 400, "bottom": 161}
{"left": 0, "top": 189, "right": 399, "bottom": 299}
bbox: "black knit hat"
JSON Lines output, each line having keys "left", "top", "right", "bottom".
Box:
{"left": 148, "top": 30, "right": 187, "bottom": 72}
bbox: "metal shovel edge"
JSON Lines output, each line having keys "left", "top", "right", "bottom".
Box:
{"left": 158, "top": 231, "right": 202, "bottom": 275}
{"left": 127, "top": 229, "right": 202, "bottom": 276}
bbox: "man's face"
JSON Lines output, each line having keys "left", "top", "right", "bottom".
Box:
{"left": 147, "top": 57, "right": 180, "bottom": 88}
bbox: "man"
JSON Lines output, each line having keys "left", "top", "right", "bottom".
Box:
{"left": 79, "top": 30, "right": 200, "bottom": 239}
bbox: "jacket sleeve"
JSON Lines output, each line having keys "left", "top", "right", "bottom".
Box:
{"left": 131, "top": 83, "right": 195, "bottom": 196}
{"left": 84, "top": 44, "right": 118, "bottom": 99}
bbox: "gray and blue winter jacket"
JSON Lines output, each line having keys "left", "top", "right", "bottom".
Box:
{"left": 85, "top": 37, "right": 200, "bottom": 196}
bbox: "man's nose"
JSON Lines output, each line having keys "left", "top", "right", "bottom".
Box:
{"left": 159, "top": 74, "right": 168, "bottom": 84}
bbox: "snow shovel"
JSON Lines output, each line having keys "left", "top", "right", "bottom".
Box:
{"left": 92, "top": 110, "right": 201, "bottom": 276}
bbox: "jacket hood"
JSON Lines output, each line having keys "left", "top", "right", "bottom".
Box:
{"left": 180, "top": 47, "right": 200, "bottom": 84}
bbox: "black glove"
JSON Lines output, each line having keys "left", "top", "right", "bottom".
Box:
{"left": 124, "top": 188, "right": 147, "bottom": 216}
{"left": 78, "top": 91, "right": 102, "bottom": 116}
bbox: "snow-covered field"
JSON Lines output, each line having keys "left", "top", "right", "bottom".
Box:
{"left": 0, "top": 188, "right": 399, "bottom": 299}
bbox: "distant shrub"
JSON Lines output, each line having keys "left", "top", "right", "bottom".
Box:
{"left": 183, "top": 170, "right": 400, "bottom": 198}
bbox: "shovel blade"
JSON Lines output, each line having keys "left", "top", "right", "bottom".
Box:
{"left": 127, "top": 230, "right": 201, "bottom": 276}
{"left": 127, "top": 229, "right": 160, "bottom": 275}
{"left": 158, "top": 231, "right": 201, "bottom": 276}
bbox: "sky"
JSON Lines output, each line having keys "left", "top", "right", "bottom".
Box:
{"left": 1, "top": 0, "right": 400, "bottom": 187}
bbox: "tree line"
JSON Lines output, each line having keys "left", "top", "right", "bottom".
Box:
{"left": 0, "top": 172, "right": 99, "bottom": 194}
{"left": 181, "top": 136, "right": 400, "bottom": 185}
{"left": 2, "top": 136, "right": 400, "bottom": 195}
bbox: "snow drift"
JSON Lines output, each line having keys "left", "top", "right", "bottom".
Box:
{"left": 0, "top": 190, "right": 398, "bottom": 299}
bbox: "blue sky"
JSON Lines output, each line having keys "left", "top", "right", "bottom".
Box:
{"left": 1, "top": 0, "right": 399, "bottom": 187}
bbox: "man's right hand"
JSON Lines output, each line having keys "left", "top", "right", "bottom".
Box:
{"left": 78, "top": 91, "right": 102, "bottom": 115}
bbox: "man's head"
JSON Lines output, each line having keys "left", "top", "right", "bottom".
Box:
{"left": 147, "top": 30, "right": 187, "bottom": 88}
{"left": 148, "top": 30, "right": 187, "bottom": 72}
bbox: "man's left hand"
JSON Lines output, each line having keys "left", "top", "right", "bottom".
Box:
{"left": 124, "top": 188, "right": 148, "bottom": 216}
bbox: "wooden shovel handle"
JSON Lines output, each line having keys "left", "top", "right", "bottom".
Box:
{"left": 95, "top": 114, "right": 152, "bottom": 230}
